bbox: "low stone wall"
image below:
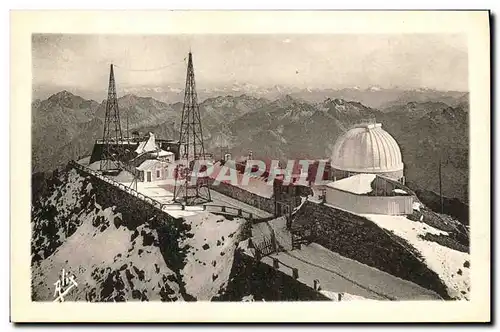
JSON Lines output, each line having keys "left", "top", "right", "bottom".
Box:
{"left": 73, "top": 165, "right": 176, "bottom": 230}
{"left": 209, "top": 180, "right": 275, "bottom": 214}
{"left": 70, "top": 164, "right": 196, "bottom": 299}
{"left": 291, "top": 200, "right": 449, "bottom": 299}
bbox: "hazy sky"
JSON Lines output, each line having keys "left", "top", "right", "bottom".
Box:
{"left": 32, "top": 34, "right": 468, "bottom": 95}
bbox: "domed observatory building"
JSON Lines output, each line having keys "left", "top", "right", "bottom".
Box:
{"left": 330, "top": 122, "right": 405, "bottom": 183}
{"left": 317, "top": 121, "right": 413, "bottom": 215}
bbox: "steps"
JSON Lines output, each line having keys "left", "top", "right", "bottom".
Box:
{"left": 292, "top": 233, "right": 308, "bottom": 250}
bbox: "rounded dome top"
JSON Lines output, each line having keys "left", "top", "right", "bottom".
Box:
{"left": 331, "top": 123, "right": 404, "bottom": 174}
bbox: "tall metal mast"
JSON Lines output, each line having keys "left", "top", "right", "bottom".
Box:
{"left": 173, "top": 52, "right": 211, "bottom": 205}
{"left": 100, "top": 64, "right": 123, "bottom": 171}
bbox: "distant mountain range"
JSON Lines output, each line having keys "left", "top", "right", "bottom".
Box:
{"left": 33, "top": 85, "right": 468, "bottom": 109}
{"left": 31, "top": 89, "right": 469, "bottom": 204}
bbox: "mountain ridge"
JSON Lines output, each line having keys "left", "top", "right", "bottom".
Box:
{"left": 33, "top": 86, "right": 468, "bottom": 109}
{"left": 32, "top": 90, "right": 469, "bottom": 204}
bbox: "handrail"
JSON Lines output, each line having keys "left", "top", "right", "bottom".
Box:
{"left": 69, "top": 160, "right": 184, "bottom": 214}
{"left": 69, "top": 160, "right": 258, "bottom": 220}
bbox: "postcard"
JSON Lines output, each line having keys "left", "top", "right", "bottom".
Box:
{"left": 10, "top": 10, "right": 490, "bottom": 323}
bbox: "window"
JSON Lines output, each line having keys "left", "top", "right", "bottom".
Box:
{"left": 156, "top": 169, "right": 161, "bottom": 178}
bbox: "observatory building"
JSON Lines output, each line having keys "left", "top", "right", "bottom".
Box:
{"left": 317, "top": 121, "right": 413, "bottom": 215}
{"left": 330, "top": 122, "right": 405, "bottom": 183}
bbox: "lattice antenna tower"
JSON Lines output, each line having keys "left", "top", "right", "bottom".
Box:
{"left": 173, "top": 52, "right": 211, "bottom": 205}
{"left": 100, "top": 64, "right": 124, "bottom": 171}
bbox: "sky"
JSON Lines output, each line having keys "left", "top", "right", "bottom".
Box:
{"left": 32, "top": 34, "right": 468, "bottom": 99}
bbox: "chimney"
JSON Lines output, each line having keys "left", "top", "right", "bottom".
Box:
{"left": 248, "top": 150, "right": 253, "bottom": 160}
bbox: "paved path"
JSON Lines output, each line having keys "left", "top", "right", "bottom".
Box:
{"left": 118, "top": 180, "right": 272, "bottom": 219}
{"left": 261, "top": 243, "right": 442, "bottom": 301}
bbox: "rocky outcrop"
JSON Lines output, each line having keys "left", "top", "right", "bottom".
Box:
{"left": 31, "top": 163, "right": 250, "bottom": 302}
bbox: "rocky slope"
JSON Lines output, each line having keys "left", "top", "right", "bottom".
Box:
{"left": 31, "top": 168, "right": 182, "bottom": 301}
{"left": 380, "top": 102, "right": 469, "bottom": 204}
{"left": 32, "top": 91, "right": 469, "bottom": 207}
{"left": 31, "top": 164, "right": 470, "bottom": 302}
{"left": 31, "top": 166, "right": 248, "bottom": 301}
{"left": 32, "top": 92, "right": 180, "bottom": 173}
{"left": 220, "top": 96, "right": 384, "bottom": 161}
{"left": 217, "top": 95, "right": 468, "bottom": 205}
{"left": 363, "top": 206, "right": 470, "bottom": 300}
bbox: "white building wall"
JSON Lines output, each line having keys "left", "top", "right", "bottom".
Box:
{"left": 325, "top": 187, "right": 413, "bottom": 215}
{"left": 139, "top": 160, "right": 171, "bottom": 182}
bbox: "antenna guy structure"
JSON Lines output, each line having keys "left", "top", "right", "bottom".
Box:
{"left": 173, "top": 52, "right": 212, "bottom": 205}
{"left": 100, "top": 64, "right": 124, "bottom": 172}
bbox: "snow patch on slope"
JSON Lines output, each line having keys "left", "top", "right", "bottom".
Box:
{"left": 32, "top": 169, "right": 94, "bottom": 262}
{"left": 180, "top": 212, "right": 246, "bottom": 300}
{"left": 362, "top": 214, "right": 470, "bottom": 300}
{"left": 32, "top": 204, "right": 181, "bottom": 302}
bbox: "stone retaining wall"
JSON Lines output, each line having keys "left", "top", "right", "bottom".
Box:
{"left": 291, "top": 200, "right": 449, "bottom": 299}
{"left": 208, "top": 180, "right": 275, "bottom": 214}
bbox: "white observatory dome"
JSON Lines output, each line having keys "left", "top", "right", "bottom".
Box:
{"left": 331, "top": 123, "right": 404, "bottom": 180}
